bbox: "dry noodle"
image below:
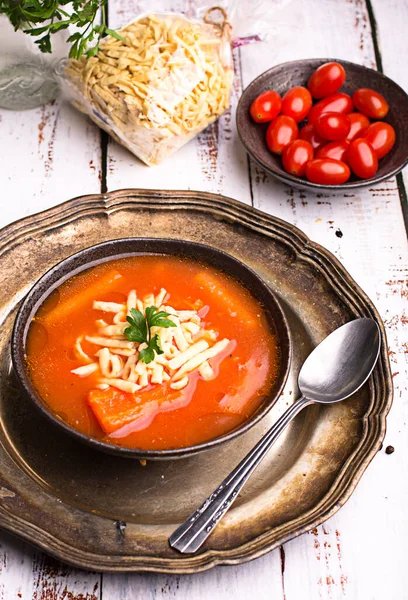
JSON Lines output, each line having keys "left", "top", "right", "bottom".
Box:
{"left": 63, "top": 12, "right": 233, "bottom": 165}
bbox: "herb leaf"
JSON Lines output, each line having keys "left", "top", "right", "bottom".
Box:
{"left": 124, "top": 306, "right": 176, "bottom": 364}
{"left": 150, "top": 333, "right": 164, "bottom": 355}
{"left": 124, "top": 308, "right": 147, "bottom": 344}
{"left": 105, "top": 27, "right": 124, "bottom": 41}
{"left": 139, "top": 346, "right": 155, "bottom": 364}
{"left": 150, "top": 311, "right": 177, "bottom": 329}
{"left": 139, "top": 335, "right": 163, "bottom": 364}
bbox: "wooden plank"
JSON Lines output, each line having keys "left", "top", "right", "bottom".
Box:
{"left": 105, "top": 0, "right": 251, "bottom": 204}
{"left": 102, "top": 1, "right": 281, "bottom": 596}
{"left": 368, "top": 0, "right": 408, "bottom": 230}
{"left": 0, "top": 44, "right": 102, "bottom": 598}
{"left": 240, "top": 0, "right": 408, "bottom": 598}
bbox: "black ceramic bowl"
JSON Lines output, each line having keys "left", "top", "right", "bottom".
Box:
{"left": 11, "top": 238, "right": 291, "bottom": 460}
{"left": 237, "top": 58, "right": 408, "bottom": 191}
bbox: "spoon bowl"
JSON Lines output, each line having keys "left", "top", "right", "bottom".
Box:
{"left": 299, "top": 318, "right": 380, "bottom": 404}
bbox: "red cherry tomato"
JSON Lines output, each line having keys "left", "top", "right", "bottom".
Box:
{"left": 266, "top": 115, "right": 298, "bottom": 155}
{"left": 299, "top": 124, "right": 326, "bottom": 151}
{"left": 282, "top": 139, "right": 314, "bottom": 177}
{"left": 308, "top": 62, "right": 346, "bottom": 99}
{"left": 352, "top": 88, "right": 389, "bottom": 119}
{"left": 306, "top": 159, "right": 351, "bottom": 185}
{"left": 363, "top": 122, "right": 396, "bottom": 158}
{"left": 308, "top": 93, "right": 353, "bottom": 126}
{"left": 281, "top": 86, "right": 313, "bottom": 123}
{"left": 315, "top": 112, "right": 351, "bottom": 141}
{"left": 346, "top": 112, "right": 370, "bottom": 141}
{"left": 348, "top": 138, "right": 378, "bottom": 178}
{"left": 316, "top": 140, "right": 350, "bottom": 162}
{"left": 250, "top": 90, "right": 282, "bottom": 123}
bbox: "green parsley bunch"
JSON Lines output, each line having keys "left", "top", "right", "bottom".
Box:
{"left": 0, "top": 0, "right": 122, "bottom": 59}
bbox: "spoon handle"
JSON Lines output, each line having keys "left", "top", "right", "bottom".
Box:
{"left": 169, "top": 395, "right": 311, "bottom": 554}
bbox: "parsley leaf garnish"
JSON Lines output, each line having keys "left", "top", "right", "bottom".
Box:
{"left": 124, "top": 308, "right": 147, "bottom": 343}
{"left": 139, "top": 334, "right": 162, "bottom": 364}
{"left": 124, "top": 306, "right": 176, "bottom": 364}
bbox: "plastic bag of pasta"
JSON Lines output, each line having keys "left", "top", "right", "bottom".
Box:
{"left": 62, "top": 3, "right": 287, "bottom": 166}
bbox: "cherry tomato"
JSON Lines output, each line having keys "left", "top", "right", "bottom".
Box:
{"left": 348, "top": 138, "right": 378, "bottom": 178}
{"left": 250, "top": 90, "right": 282, "bottom": 123}
{"left": 266, "top": 115, "right": 298, "bottom": 155}
{"left": 316, "top": 140, "right": 350, "bottom": 162}
{"left": 315, "top": 112, "right": 351, "bottom": 141}
{"left": 308, "top": 62, "right": 346, "bottom": 99}
{"left": 281, "top": 86, "right": 313, "bottom": 123}
{"left": 346, "top": 112, "right": 370, "bottom": 141}
{"left": 305, "top": 159, "right": 351, "bottom": 185}
{"left": 307, "top": 92, "right": 353, "bottom": 126}
{"left": 363, "top": 122, "right": 396, "bottom": 158}
{"left": 352, "top": 88, "right": 389, "bottom": 119}
{"left": 299, "top": 124, "right": 326, "bottom": 151}
{"left": 282, "top": 139, "right": 314, "bottom": 177}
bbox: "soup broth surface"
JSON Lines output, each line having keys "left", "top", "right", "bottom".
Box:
{"left": 26, "top": 255, "right": 280, "bottom": 450}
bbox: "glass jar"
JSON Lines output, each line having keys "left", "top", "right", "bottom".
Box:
{"left": 0, "top": 16, "right": 68, "bottom": 110}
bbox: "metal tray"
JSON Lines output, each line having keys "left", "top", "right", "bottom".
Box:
{"left": 0, "top": 190, "right": 392, "bottom": 572}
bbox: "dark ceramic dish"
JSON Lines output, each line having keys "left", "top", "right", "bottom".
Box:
{"left": 237, "top": 58, "right": 408, "bottom": 191}
{"left": 11, "top": 237, "right": 291, "bottom": 460}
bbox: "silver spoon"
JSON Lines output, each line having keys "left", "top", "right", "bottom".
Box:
{"left": 169, "top": 318, "right": 380, "bottom": 554}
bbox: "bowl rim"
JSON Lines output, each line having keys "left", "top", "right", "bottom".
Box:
{"left": 11, "top": 237, "right": 292, "bottom": 459}
{"left": 236, "top": 57, "right": 408, "bottom": 191}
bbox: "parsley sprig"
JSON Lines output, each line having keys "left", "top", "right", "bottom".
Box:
{"left": 124, "top": 306, "right": 176, "bottom": 364}
{"left": 0, "top": 0, "right": 123, "bottom": 59}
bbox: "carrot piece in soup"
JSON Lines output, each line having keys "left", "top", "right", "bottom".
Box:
{"left": 87, "top": 385, "right": 188, "bottom": 435}
{"left": 41, "top": 269, "right": 123, "bottom": 324}
{"left": 88, "top": 388, "right": 145, "bottom": 434}
{"left": 194, "top": 271, "right": 256, "bottom": 325}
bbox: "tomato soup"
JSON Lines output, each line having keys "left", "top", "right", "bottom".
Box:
{"left": 26, "top": 256, "right": 280, "bottom": 450}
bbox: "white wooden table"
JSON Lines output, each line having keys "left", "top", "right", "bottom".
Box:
{"left": 0, "top": 0, "right": 407, "bottom": 597}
